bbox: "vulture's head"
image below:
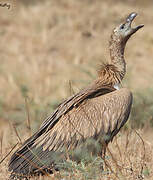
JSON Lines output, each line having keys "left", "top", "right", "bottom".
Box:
{"left": 113, "top": 12, "right": 144, "bottom": 43}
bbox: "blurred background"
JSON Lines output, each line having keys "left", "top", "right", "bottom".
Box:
{"left": 0, "top": 0, "right": 153, "bottom": 179}
{"left": 0, "top": 0, "right": 153, "bottom": 163}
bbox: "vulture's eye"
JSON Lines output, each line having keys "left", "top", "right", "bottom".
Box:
{"left": 120, "top": 24, "right": 125, "bottom": 30}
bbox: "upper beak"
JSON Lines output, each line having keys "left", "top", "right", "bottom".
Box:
{"left": 126, "top": 12, "right": 144, "bottom": 34}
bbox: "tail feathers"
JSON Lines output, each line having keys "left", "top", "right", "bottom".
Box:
{"left": 9, "top": 144, "right": 64, "bottom": 179}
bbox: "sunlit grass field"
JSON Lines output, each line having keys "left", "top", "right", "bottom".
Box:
{"left": 0, "top": 0, "right": 153, "bottom": 179}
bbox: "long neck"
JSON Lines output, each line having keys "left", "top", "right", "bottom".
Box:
{"left": 109, "top": 34, "right": 126, "bottom": 80}
{"left": 95, "top": 34, "right": 128, "bottom": 88}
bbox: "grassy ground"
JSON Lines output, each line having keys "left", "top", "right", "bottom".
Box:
{"left": 0, "top": 0, "right": 153, "bottom": 179}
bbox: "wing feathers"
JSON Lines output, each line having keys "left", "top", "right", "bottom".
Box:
{"left": 35, "top": 88, "right": 132, "bottom": 152}
{"left": 9, "top": 86, "right": 132, "bottom": 177}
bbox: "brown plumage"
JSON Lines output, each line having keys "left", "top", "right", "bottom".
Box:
{"left": 8, "top": 12, "right": 143, "bottom": 179}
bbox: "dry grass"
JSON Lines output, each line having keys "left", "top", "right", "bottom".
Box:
{"left": 0, "top": 0, "right": 153, "bottom": 179}
{"left": 1, "top": 127, "right": 153, "bottom": 180}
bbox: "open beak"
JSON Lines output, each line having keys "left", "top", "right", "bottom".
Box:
{"left": 126, "top": 12, "right": 144, "bottom": 34}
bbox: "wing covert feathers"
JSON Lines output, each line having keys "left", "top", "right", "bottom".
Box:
{"left": 8, "top": 87, "right": 132, "bottom": 178}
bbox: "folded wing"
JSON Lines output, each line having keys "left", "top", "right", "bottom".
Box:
{"left": 9, "top": 86, "right": 132, "bottom": 178}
